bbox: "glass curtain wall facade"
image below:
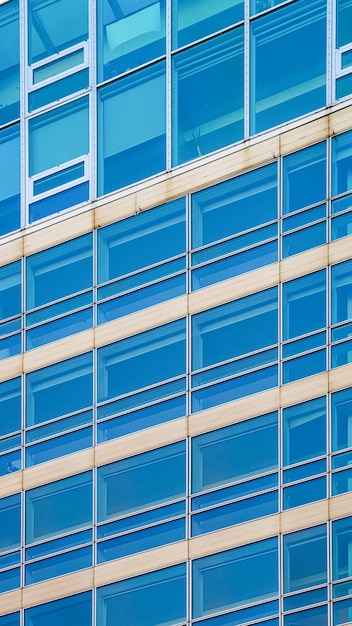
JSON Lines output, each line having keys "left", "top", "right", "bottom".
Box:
{"left": 1, "top": 0, "right": 352, "bottom": 625}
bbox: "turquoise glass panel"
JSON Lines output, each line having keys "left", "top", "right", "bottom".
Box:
{"left": 283, "top": 270, "right": 326, "bottom": 340}
{"left": 29, "top": 181, "right": 89, "bottom": 222}
{"left": 342, "top": 49, "right": 352, "bottom": 70}
{"left": 250, "top": 0, "right": 326, "bottom": 134}
{"left": 0, "top": 0, "right": 19, "bottom": 127}
{"left": 192, "top": 538, "right": 278, "bottom": 618}
{"left": 26, "top": 233, "right": 92, "bottom": 309}
{"left": 25, "top": 471, "right": 92, "bottom": 544}
{"left": 97, "top": 0, "right": 166, "bottom": 83}
{"left": 283, "top": 525, "right": 327, "bottom": 593}
{"left": 28, "top": 0, "right": 88, "bottom": 64}
{"left": 97, "top": 319, "right": 186, "bottom": 402}
{"left": 332, "top": 516, "right": 352, "bottom": 580}
{"left": 29, "top": 96, "right": 89, "bottom": 176}
{"left": 282, "top": 142, "right": 326, "bottom": 214}
{"left": 172, "top": 0, "right": 243, "bottom": 48}
{"left": 96, "top": 564, "right": 186, "bottom": 626}
{"left": 98, "top": 61, "right": 166, "bottom": 194}
{"left": 0, "top": 493, "right": 21, "bottom": 553}
{"left": 331, "top": 387, "right": 352, "bottom": 452}
{"left": 33, "top": 49, "right": 85, "bottom": 84}
{"left": 0, "top": 124, "right": 20, "bottom": 236}
{"left": 332, "top": 129, "right": 352, "bottom": 196}
{"left": 0, "top": 378, "right": 21, "bottom": 438}
{"left": 33, "top": 162, "right": 85, "bottom": 196}
{"left": 97, "top": 441, "right": 186, "bottom": 521}
{"left": 331, "top": 259, "right": 352, "bottom": 324}
{"left": 24, "top": 592, "right": 92, "bottom": 626}
{"left": 172, "top": 27, "right": 244, "bottom": 166}
{"left": 337, "top": 0, "right": 352, "bottom": 48}
{"left": 283, "top": 397, "right": 326, "bottom": 466}
{"left": 26, "top": 352, "right": 93, "bottom": 426}
{"left": 29, "top": 69, "right": 89, "bottom": 111}
{"left": 0, "top": 261, "right": 21, "bottom": 322}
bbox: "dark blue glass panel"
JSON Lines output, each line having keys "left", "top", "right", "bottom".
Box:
{"left": 0, "top": 449, "right": 21, "bottom": 476}
{"left": 331, "top": 387, "right": 352, "bottom": 452}
{"left": 283, "top": 222, "right": 326, "bottom": 258}
{"left": 192, "top": 348, "right": 277, "bottom": 388}
{"left": 172, "top": 0, "right": 244, "bottom": 48}
{"left": 284, "top": 604, "right": 328, "bottom": 626}
{"left": 331, "top": 339, "right": 352, "bottom": 368}
{"left": 192, "top": 365, "right": 278, "bottom": 412}
{"left": 98, "top": 275, "right": 185, "bottom": 324}
{"left": 24, "top": 592, "right": 92, "bottom": 626}
{"left": 0, "top": 261, "right": 21, "bottom": 322}
{"left": 0, "top": 493, "right": 20, "bottom": 554}
{"left": 0, "top": 551, "right": 20, "bottom": 570}
{"left": 0, "top": 434, "right": 21, "bottom": 455}
{"left": 284, "top": 587, "right": 327, "bottom": 611}
{"left": 332, "top": 129, "right": 352, "bottom": 196}
{"left": 283, "top": 525, "right": 327, "bottom": 593}
{"left": 251, "top": 0, "right": 326, "bottom": 134}
{"left": 173, "top": 27, "right": 244, "bottom": 166}
{"left": 334, "top": 597, "right": 352, "bottom": 626}
{"left": 0, "top": 334, "right": 21, "bottom": 361}
{"left": 98, "top": 61, "right": 166, "bottom": 194}
{"left": 282, "top": 143, "right": 326, "bottom": 214}
{"left": 333, "top": 580, "right": 352, "bottom": 598}
{"left": 283, "top": 349, "right": 326, "bottom": 384}
{"left": 0, "top": 1, "right": 20, "bottom": 127}
{"left": 29, "top": 182, "right": 89, "bottom": 223}
{"left": 191, "top": 490, "right": 278, "bottom": 535}
{"left": 97, "top": 518, "right": 185, "bottom": 562}
{"left": 33, "top": 162, "right": 85, "bottom": 196}
{"left": 0, "top": 124, "right": 20, "bottom": 235}
{"left": 331, "top": 211, "right": 352, "bottom": 240}
{"left": 25, "top": 426, "right": 93, "bottom": 467}
{"left": 0, "top": 319, "right": 21, "bottom": 338}
{"left": 0, "top": 612, "right": 20, "bottom": 626}
{"left": 0, "top": 568, "right": 20, "bottom": 594}
{"left": 29, "top": 69, "right": 89, "bottom": 111}
{"left": 332, "top": 467, "right": 352, "bottom": 495}
{"left": 97, "top": 395, "right": 186, "bottom": 442}
{"left": 26, "top": 307, "right": 93, "bottom": 350}
{"left": 192, "top": 240, "right": 278, "bottom": 290}
{"left": 283, "top": 476, "right": 326, "bottom": 509}
{"left": 96, "top": 564, "right": 186, "bottom": 626}
{"left": 283, "top": 270, "right": 326, "bottom": 340}
{"left": 0, "top": 377, "right": 21, "bottom": 438}
{"left": 25, "top": 546, "right": 92, "bottom": 585}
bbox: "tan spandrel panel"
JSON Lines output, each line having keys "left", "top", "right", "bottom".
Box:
{"left": 329, "top": 493, "right": 352, "bottom": 521}
{"left": 0, "top": 237, "right": 23, "bottom": 268}
{"left": 189, "top": 515, "right": 280, "bottom": 560}
{"left": 329, "top": 363, "right": 352, "bottom": 393}
{"left": 0, "top": 354, "right": 22, "bottom": 383}
{"left": 188, "top": 263, "right": 280, "bottom": 316}
{"left": 95, "top": 296, "right": 187, "bottom": 348}
{"left": 95, "top": 418, "right": 187, "bottom": 468}
{"left": 0, "top": 589, "right": 21, "bottom": 617}
{"left": 95, "top": 193, "right": 137, "bottom": 229}
{"left": 94, "top": 541, "right": 188, "bottom": 588}
{"left": 280, "top": 245, "right": 328, "bottom": 283}
{"left": 22, "top": 568, "right": 94, "bottom": 609}
{"left": 280, "top": 500, "right": 329, "bottom": 535}
{"left": 23, "top": 329, "right": 94, "bottom": 373}
{"left": 279, "top": 116, "right": 329, "bottom": 156}
{"left": 280, "top": 372, "right": 328, "bottom": 409}
{"left": 329, "top": 104, "right": 352, "bottom": 136}
{"left": 329, "top": 235, "right": 352, "bottom": 266}
{"left": 23, "top": 211, "right": 94, "bottom": 257}
{"left": 23, "top": 448, "right": 94, "bottom": 491}
{"left": 0, "top": 471, "right": 22, "bottom": 499}
{"left": 189, "top": 388, "right": 280, "bottom": 437}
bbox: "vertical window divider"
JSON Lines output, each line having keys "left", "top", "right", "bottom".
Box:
{"left": 90, "top": 0, "right": 97, "bottom": 203}
{"left": 166, "top": 0, "right": 172, "bottom": 171}
{"left": 21, "top": 0, "right": 28, "bottom": 229}
{"left": 327, "top": 0, "right": 334, "bottom": 105}
{"left": 244, "top": 0, "right": 250, "bottom": 139}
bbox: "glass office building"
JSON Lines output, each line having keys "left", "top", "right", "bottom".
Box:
{"left": 0, "top": 0, "right": 352, "bottom": 624}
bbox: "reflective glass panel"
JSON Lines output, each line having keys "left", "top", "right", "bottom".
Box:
{"left": 0, "top": 0, "right": 19, "bottom": 127}
{"left": 0, "top": 377, "right": 21, "bottom": 438}
{"left": 0, "top": 124, "right": 20, "bottom": 236}
{"left": 332, "top": 129, "right": 352, "bottom": 197}
{"left": 0, "top": 614, "right": 20, "bottom": 626}
{"left": 332, "top": 387, "right": 352, "bottom": 452}
{"left": 0, "top": 260, "right": 21, "bottom": 322}
{"left": 283, "top": 397, "right": 326, "bottom": 465}
{"left": 337, "top": 0, "right": 352, "bottom": 48}
{"left": 283, "top": 270, "right": 326, "bottom": 340}
{"left": 172, "top": 27, "right": 244, "bottom": 166}
{"left": 98, "top": 61, "right": 166, "bottom": 195}
{"left": 283, "top": 142, "right": 326, "bottom": 214}
{"left": 250, "top": 0, "right": 326, "bottom": 134}
{"left": 331, "top": 259, "right": 352, "bottom": 325}
{"left": 332, "top": 516, "right": 352, "bottom": 581}
{"left": 172, "top": 0, "right": 243, "bottom": 48}
{"left": 24, "top": 592, "right": 92, "bottom": 626}
{"left": 0, "top": 493, "right": 21, "bottom": 553}
{"left": 283, "top": 525, "right": 327, "bottom": 593}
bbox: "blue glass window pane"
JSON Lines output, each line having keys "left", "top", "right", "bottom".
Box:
{"left": 25, "top": 426, "right": 93, "bottom": 467}
{"left": 283, "top": 222, "right": 326, "bottom": 258}
{"left": 0, "top": 1, "right": 20, "bottom": 127}
{"left": 332, "top": 387, "right": 352, "bottom": 452}
{"left": 0, "top": 568, "right": 20, "bottom": 594}
{"left": 332, "top": 129, "right": 352, "bottom": 196}
{"left": 33, "top": 50, "right": 85, "bottom": 84}
{"left": 33, "top": 163, "right": 85, "bottom": 196}
{"left": 98, "top": 61, "right": 166, "bottom": 195}
{"left": 284, "top": 605, "right": 328, "bottom": 626}
{"left": 97, "top": 441, "right": 186, "bottom": 521}
{"left": 24, "top": 592, "right": 92, "bottom": 626}
{"left": 283, "top": 525, "right": 327, "bottom": 593}
{"left": 337, "top": 0, "right": 352, "bottom": 48}
{"left": 332, "top": 467, "right": 352, "bottom": 495}
{"left": 172, "top": 27, "right": 244, "bottom": 166}
{"left": 97, "top": 502, "right": 185, "bottom": 539}
{"left": 283, "top": 349, "right": 326, "bottom": 384}
{"left": 331, "top": 339, "right": 352, "bottom": 368}
{"left": 336, "top": 74, "right": 352, "bottom": 100}
{"left": 192, "top": 412, "right": 277, "bottom": 492}
{"left": 331, "top": 259, "right": 352, "bottom": 325}
{"left": 250, "top": 0, "right": 326, "bottom": 134}
{"left": 97, "top": 0, "right": 166, "bottom": 83}
{"left": 283, "top": 270, "right": 326, "bottom": 340}
{"left": 0, "top": 449, "right": 21, "bottom": 476}
{"left": 97, "top": 319, "right": 186, "bottom": 403}
{"left": 26, "top": 410, "right": 92, "bottom": 443}
{"left": 26, "top": 352, "right": 93, "bottom": 426}
{"left": 334, "top": 597, "right": 352, "bottom": 626}
{"left": 282, "top": 142, "right": 326, "bottom": 214}
{"left": 29, "top": 182, "right": 89, "bottom": 223}
{"left": 26, "top": 234, "right": 92, "bottom": 310}
{"left": 28, "top": 0, "right": 88, "bottom": 64}
{"left": 283, "top": 587, "right": 327, "bottom": 611}
{"left": 25, "top": 546, "right": 92, "bottom": 585}
{"left": 28, "top": 69, "right": 89, "bottom": 112}
{"left": 172, "top": 0, "right": 243, "bottom": 48}
{"left": 0, "top": 261, "right": 21, "bottom": 322}
{"left": 25, "top": 471, "right": 92, "bottom": 544}
{"left": 192, "top": 288, "right": 278, "bottom": 370}
{"left": 283, "top": 397, "right": 326, "bottom": 466}
{"left": 192, "top": 474, "right": 277, "bottom": 510}
{"left": 0, "top": 124, "right": 20, "bottom": 236}
{"left": 197, "top": 607, "right": 279, "bottom": 626}
{"left": 96, "top": 564, "right": 186, "bottom": 626}
{"left": 29, "top": 97, "right": 89, "bottom": 177}
{"left": 192, "top": 538, "right": 278, "bottom": 618}
{"left": 283, "top": 476, "right": 326, "bottom": 509}
{"left": 332, "top": 516, "right": 352, "bottom": 581}
{"left": 283, "top": 205, "right": 326, "bottom": 232}
{"left": 0, "top": 613, "right": 20, "bottom": 626}
{"left": 27, "top": 292, "right": 92, "bottom": 327}
{"left": 25, "top": 529, "right": 91, "bottom": 561}
{"left": 26, "top": 307, "right": 93, "bottom": 350}
{"left": 0, "top": 333, "right": 21, "bottom": 361}
{"left": 331, "top": 211, "right": 352, "bottom": 240}
{"left": 0, "top": 377, "right": 21, "bottom": 438}
{"left": 98, "top": 199, "right": 186, "bottom": 283}
{"left": 0, "top": 493, "right": 21, "bottom": 553}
